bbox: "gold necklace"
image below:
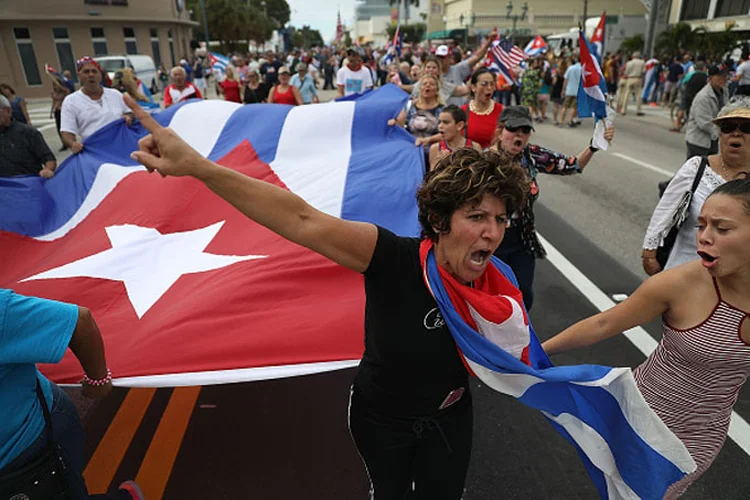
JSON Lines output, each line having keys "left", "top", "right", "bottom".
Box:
{"left": 470, "top": 99, "right": 494, "bottom": 115}
{"left": 720, "top": 158, "right": 735, "bottom": 180}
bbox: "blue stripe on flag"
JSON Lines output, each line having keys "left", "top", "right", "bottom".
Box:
{"left": 342, "top": 84, "right": 422, "bottom": 237}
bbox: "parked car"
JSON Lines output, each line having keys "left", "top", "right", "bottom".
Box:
{"left": 95, "top": 54, "right": 158, "bottom": 94}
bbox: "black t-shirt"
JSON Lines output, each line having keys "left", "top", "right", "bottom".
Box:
{"left": 667, "top": 62, "right": 684, "bottom": 82}
{"left": 354, "top": 226, "right": 469, "bottom": 417}
{"left": 243, "top": 82, "right": 270, "bottom": 104}
{"left": 684, "top": 72, "right": 708, "bottom": 108}
{"left": 260, "top": 60, "right": 282, "bottom": 85}
{"left": 0, "top": 121, "right": 55, "bottom": 178}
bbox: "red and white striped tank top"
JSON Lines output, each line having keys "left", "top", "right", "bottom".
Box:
{"left": 634, "top": 279, "right": 750, "bottom": 498}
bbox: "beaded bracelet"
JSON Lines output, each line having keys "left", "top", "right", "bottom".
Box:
{"left": 83, "top": 368, "right": 112, "bottom": 387}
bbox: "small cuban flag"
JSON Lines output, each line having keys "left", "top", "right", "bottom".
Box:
{"left": 208, "top": 51, "right": 230, "bottom": 80}
{"left": 590, "top": 12, "right": 606, "bottom": 61}
{"left": 577, "top": 30, "right": 608, "bottom": 122}
{"left": 524, "top": 35, "right": 548, "bottom": 57}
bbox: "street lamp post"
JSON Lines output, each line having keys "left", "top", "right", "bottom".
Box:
{"left": 505, "top": 1, "right": 528, "bottom": 43}
{"left": 458, "top": 13, "right": 476, "bottom": 46}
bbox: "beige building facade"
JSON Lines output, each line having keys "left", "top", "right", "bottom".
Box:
{"left": 0, "top": 0, "right": 198, "bottom": 98}
{"left": 428, "top": 0, "right": 648, "bottom": 41}
{"left": 668, "top": 0, "right": 750, "bottom": 32}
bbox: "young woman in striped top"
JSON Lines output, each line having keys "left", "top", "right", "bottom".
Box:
{"left": 543, "top": 178, "right": 750, "bottom": 498}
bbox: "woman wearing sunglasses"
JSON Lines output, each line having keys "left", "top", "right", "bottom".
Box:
{"left": 493, "top": 105, "right": 615, "bottom": 310}
{"left": 642, "top": 97, "right": 750, "bottom": 275}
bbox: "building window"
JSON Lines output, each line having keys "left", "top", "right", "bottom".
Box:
{"left": 168, "top": 28, "right": 175, "bottom": 67}
{"left": 123, "top": 27, "right": 138, "bottom": 54}
{"left": 681, "top": 0, "right": 711, "bottom": 20}
{"left": 91, "top": 27, "right": 108, "bottom": 56}
{"left": 150, "top": 28, "right": 162, "bottom": 67}
{"left": 715, "top": 0, "right": 750, "bottom": 17}
{"left": 13, "top": 27, "right": 42, "bottom": 86}
{"left": 53, "top": 27, "right": 77, "bottom": 82}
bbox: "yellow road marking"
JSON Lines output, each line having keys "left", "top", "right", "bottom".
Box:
{"left": 84, "top": 388, "right": 156, "bottom": 493}
{"left": 135, "top": 386, "right": 201, "bottom": 498}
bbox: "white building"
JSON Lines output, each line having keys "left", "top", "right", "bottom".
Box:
{"left": 669, "top": 0, "right": 750, "bottom": 33}
{"left": 354, "top": 0, "right": 429, "bottom": 46}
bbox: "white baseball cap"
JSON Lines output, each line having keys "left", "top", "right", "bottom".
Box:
{"left": 435, "top": 45, "right": 450, "bottom": 57}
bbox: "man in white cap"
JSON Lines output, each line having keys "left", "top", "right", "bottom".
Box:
{"left": 416, "top": 30, "right": 497, "bottom": 106}
{"left": 0, "top": 94, "right": 57, "bottom": 178}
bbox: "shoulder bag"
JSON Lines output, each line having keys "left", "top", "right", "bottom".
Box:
{"left": 0, "top": 381, "right": 68, "bottom": 500}
{"left": 655, "top": 156, "right": 708, "bottom": 268}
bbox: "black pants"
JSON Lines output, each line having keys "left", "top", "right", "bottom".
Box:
{"left": 736, "top": 85, "right": 750, "bottom": 97}
{"left": 324, "top": 70, "right": 335, "bottom": 90}
{"left": 685, "top": 140, "right": 717, "bottom": 161}
{"left": 494, "top": 225, "right": 537, "bottom": 311}
{"left": 54, "top": 108, "right": 62, "bottom": 142}
{"left": 348, "top": 387, "right": 473, "bottom": 500}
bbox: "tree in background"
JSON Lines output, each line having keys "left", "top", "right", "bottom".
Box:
{"left": 621, "top": 34, "right": 645, "bottom": 54}
{"left": 290, "top": 25, "right": 325, "bottom": 49}
{"left": 655, "top": 22, "right": 742, "bottom": 62}
{"left": 385, "top": 23, "right": 427, "bottom": 44}
{"left": 187, "top": 0, "right": 289, "bottom": 52}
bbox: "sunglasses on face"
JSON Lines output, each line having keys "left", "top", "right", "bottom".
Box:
{"left": 505, "top": 125, "right": 532, "bottom": 134}
{"left": 718, "top": 121, "right": 750, "bottom": 134}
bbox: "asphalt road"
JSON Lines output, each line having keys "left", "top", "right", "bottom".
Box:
{"left": 24, "top": 92, "right": 750, "bottom": 498}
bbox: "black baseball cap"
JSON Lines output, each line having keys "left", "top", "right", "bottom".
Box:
{"left": 708, "top": 64, "right": 730, "bottom": 76}
{"left": 499, "top": 106, "right": 535, "bottom": 130}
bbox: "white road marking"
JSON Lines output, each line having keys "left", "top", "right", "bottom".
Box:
{"left": 612, "top": 152, "right": 674, "bottom": 177}
{"left": 538, "top": 233, "right": 750, "bottom": 458}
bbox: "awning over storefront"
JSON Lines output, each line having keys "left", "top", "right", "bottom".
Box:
{"left": 426, "top": 28, "right": 466, "bottom": 40}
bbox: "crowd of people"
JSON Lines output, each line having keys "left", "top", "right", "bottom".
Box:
{"left": 3, "top": 31, "right": 750, "bottom": 500}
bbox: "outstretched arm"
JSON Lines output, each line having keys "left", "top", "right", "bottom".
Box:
{"left": 124, "top": 94, "right": 378, "bottom": 273}
{"left": 542, "top": 273, "right": 671, "bottom": 356}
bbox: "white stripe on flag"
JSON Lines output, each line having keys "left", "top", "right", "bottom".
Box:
{"left": 170, "top": 100, "right": 242, "bottom": 157}
{"left": 271, "top": 101, "right": 355, "bottom": 218}
{"left": 542, "top": 412, "right": 641, "bottom": 500}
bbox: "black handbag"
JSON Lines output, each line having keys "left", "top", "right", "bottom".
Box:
{"left": 656, "top": 156, "right": 708, "bottom": 268}
{"left": 0, "top": 381, "right": 69, "bottom": 500}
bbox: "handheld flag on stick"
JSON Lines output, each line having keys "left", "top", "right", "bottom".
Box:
{"left": 488, "top": 38, "right": 526, "bottom": 85}
{"left": 208, "top": 52, "right": 230, "bottom": 80}
{"left": 392, "top": 25, "right": 402, "bottom": 57}
{"left": 524, "top": 35, "right": 548, "bottom": 57}
{"left": 45, "top": 63, "right": 75, "bottom": 93}
{"left": 590, "top": 12, "right": 606, "bottom": 60}
{"left": 577, "top": 30, "right": 608, "bottom": 121}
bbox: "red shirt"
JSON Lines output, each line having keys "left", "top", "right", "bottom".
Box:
{"left": 220, "top": 79, "right": 242, "bottom": 103}
{"left": 272, "top": 85, "right": 298, "bottom": 106}
{"left": 461, "top": 102, "right": 504, "bottom": 149}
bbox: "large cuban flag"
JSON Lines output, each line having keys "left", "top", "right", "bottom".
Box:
{"left": 577, "top": 30, "right": 609, "bottom": 121}
{"left": 421, "top": 244, "right": 697, "bottom": 500}
{"left": 0, "top": 84, "right": 423, "bottom": 387}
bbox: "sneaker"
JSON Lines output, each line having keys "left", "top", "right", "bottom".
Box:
{"left": 119, "top": 480, "right": 145, "bottom": 500}
{"left": 636, "top": 112, "right": 645, "bottom": 116}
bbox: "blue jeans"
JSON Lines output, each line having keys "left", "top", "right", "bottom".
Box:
{"left": 3, "top": 382, "right": 130, "bottom": 500}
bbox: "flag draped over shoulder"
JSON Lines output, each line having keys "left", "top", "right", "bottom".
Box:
{"left": 577, "top": 30, "right": 609, "bottom": 121}
{"left": 419, "top": 240, "right": 697, "bottom": 500}
{"left": 0, "top": 84, "right": 423, "bottom": 387}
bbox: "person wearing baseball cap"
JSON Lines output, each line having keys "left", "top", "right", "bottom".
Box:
{"left": 492, "top": 105, "right": 615, "bottom": 310}
{"left": 418, "top": 29, "right": 497, "bottom": 106}
{"left": 0, "top": 94, "right": 57, "bottom": 178}
{"left": 685, "top": 62, "right": 730, "bottom": 160}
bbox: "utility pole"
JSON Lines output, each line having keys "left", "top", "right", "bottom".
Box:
{"left": 644, "top": 0, "right": 660, "bottom": 58}
{"left": 198, "top": 0, "right": 210, "bottom": 47}
{"left": 582, "top": 0, "right": 588, "bottom": 31}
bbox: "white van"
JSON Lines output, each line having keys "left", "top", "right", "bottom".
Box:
{"left": 95, "top": 54, "right": 158, "bottom": 93}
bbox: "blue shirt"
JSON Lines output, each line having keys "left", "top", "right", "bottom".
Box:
{"left": 564, "top": 63, "right": 582, "bottom": 96}
{"left": 0, "top": 289, "right": 78, "bottom": 471}
{"left": 290, "top": 73, "right": 318, "bottom": 104}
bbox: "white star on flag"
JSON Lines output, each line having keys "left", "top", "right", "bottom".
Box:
{"left": 22, "top": 221, "right": 267, "bottom": 318}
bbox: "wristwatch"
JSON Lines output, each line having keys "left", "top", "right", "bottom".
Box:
{"left": 588, "top": 140, "right": 599, "bottom": 153}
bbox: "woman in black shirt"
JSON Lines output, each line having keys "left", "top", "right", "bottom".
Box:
{"left": 243, "top": 69, "right": 269, "bottom": 104}
{"left": 123, "top": 96, "right": 527, "bottom": 500}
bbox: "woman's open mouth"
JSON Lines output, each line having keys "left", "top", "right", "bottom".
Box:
{"left": 698, "top": 250, "right": 718, "bottom": 268}
{"left": 513, "top": 138, "right": 524, "bottom": 148}
{"left": 728, "top": 140, "right": 743, "bottom": 151}
{"left": 470, "top": 250, "right": 491, "bottom": 267}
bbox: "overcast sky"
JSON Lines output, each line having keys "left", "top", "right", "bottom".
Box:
{"left": 288, "top": 0, "right": 357, "bottom": 43}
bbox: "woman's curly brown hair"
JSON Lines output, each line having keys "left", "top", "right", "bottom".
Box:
{"left": 417, "top": 148, "right": 528, "bottom": 241}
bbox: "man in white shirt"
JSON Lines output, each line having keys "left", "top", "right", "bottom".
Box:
{"left": 61, "top": 57, "right": 134, "bottom": 154}
{"left": 336, "top": 49, "right": 374, "bottom": 98}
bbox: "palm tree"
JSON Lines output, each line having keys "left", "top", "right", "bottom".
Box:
{"left": 388, "top": 0, "right": 420, "bottom": 25}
